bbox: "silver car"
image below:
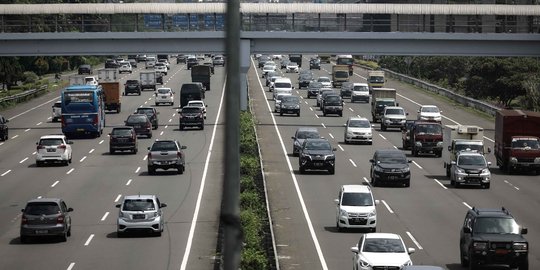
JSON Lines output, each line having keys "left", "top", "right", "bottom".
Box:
{"left": 116, "top": 195, "right": 167, "bottom": 237}
{"left": 51, "top": 101, "right": 61, "bottom": 122}
{"left": 20, "top": 198, "right": 73, "bottom": 243}
{"left": 147, "top": 140, "right": 187, "bottom": 175}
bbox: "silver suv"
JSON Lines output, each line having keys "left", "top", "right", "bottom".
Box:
{"left": 147, "top": 140, "right": 187, "bottom": 175}
{"left": 20, "top": 198, "right": 73, "bottom": 243}
{"left": 116, "top": 195, "right": 167, "bottom": 237}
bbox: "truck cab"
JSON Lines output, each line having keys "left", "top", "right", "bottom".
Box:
{"left": 332, "top": 65, "right": 349, "bottom": 88}
{"left": 370, "top": 88, "right": 397, "bottom": 123}
{"left": 367, "top": 70, "right": 385, "bottom": 91}
{"left": 409, "top": 121, "right": 443, "bottom": 157}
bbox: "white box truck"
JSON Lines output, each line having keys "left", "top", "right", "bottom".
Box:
{"left": 140, "top": 71, "right": 157, "bottom": 91}
{"left": 443, "top": 125, "right": 490, "bottom": 176}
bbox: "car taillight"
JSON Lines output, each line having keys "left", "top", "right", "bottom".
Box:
{"left": 177, "top": 152, "right": 182, "bottom": 158}
{"left": 93, "top": 115, "right": 98, "bottom": 125}
{"left": 37, "top": 145, "right": 45, "bottom": 150}
{"left": 21, "top": 215, "right": 27, "bottom": 225}
{"left": 58, "top": 144, "right": 66, "bottom": 149}
{"left": 57, "top": 215, "right": 65, "bottom": 224}
{"left": 132, "top": 133, "right": 137, "bottom": 141}
{"left": 147, "top": 152, "right": 152, "bottom": 159}
{"left": 146, "top": 122, "right": 151, "bottom": 129}
{"left": 61, "top": 116, "right": 66, "bottom": 128}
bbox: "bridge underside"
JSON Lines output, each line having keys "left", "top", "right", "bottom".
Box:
{"left": 0, "top": 31, "right": 538, "bottom": 56}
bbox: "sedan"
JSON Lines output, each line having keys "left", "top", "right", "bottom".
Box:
{"left": 417, "top": 105, "right": 442, "bottom": 122}
{"left": 351, "top": 233, "right": 415, "bottom": 270}
{"left": 317, "top": 76, "right": 332, "bottom": 88}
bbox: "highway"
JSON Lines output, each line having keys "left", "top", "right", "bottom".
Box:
{"left": 0, "top": 60, "right": 225, "bottom": 270}
{"left": 249, "top": 56, "right": 540, "bottom": 270}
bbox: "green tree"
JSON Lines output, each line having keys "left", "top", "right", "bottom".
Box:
{"left": 0, "top": 57, "right": 24, "bottom": 90}
{"left": 33, "top": 57, "right": 49, "bottom": 76}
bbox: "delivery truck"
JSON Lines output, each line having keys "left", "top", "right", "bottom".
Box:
{"left": 97, "top": 69, "right": 121, "bottom": 113}
{"left": 370, "top": 88, "right": 397, "bottom": 123}
{"left": 332, "top": 65, "right": 349, "bottom": 88}
{"left": 443, "top": 125, "right": 488, "bottom": 176}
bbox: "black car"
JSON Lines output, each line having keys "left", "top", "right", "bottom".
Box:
{"left": 265, "top": 71, "right": 278, "bottom": 86}
{"left": 135, "top": 107, "right": 159, "bottom": 130}
{"left": 298, "top": 138, "right": 336, "bottom": 174}
{"left": 136, "top": 55, "right": 147, "bottom": 62}
{"left": 187, "top": 57, "right": 199, "bottom": 70}
{"left": 322, "top": 94, "right": 343, "bottom": 117}
{"left": 0, "top": 114, "right": 9, "bottom": 141}
{"left": 258, "top": 55, "right": 271, "bottom": 68}
{"left": 128, "top": 59, "right": 137, "bottom": 68}
{"left": 279, "top": 95, "right": 301, "bottom": 117}
{"left": 109, "top": 126, "right": 138, "bottom": 154}
{"left": 340, "top": 82, "right": 354, "bottom": 98}
{"left": 460, "top": 207, "right": 528, "bottom": 270}
{"left": 20, "top": 198, "right": 73, "bottom": 243}
{"left": 309, "top": 58, "right": 321, "bottom": 70}
{"left": 307, "top": 81, "right": 323, "bottom": 99}
{"left": 78, "top": 64, "right": 92, "bottom": 75}
{"left": 291, "top": 127, "right": 321, "bottom": 156}
{"left": 124, "top": 79, "right": 141, "bottom": 96}
{"left": 298, "top": 73, "right": 314, "bottom": 89}
{"left": 203, "top": 62, "right": 215, "bottom": 74}
{"left": 370, "top": 149, "right": 411, "bottom": 187}
{"left": 179, "top": 106, "right": 205, "bottom": 130}
{"left": 280, "top": 59, "right": 290, "bottom": 69}
{"left": 177, "top": 54, "right": 187, "bottom": 64}
{"left": 105, "top": 59, "right": 118, "bottom": 68}
{"left": 125, "top": 114, "right": 153, "bottom": 138}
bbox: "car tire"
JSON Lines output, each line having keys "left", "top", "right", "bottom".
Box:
{"left": 20, "top": 235, "right": 28, "bottom": 243}
{"left": 138, "top": 91, "right": 141, "bottom": 96}
{"left": 36, "top": 161, "right": 42, "bottom": 167}
{"left": 299, "top": 166, "right": 305, "bottom": 174}
{"left": 133, "top": 148, "right": 138, "bottom": 154}
{"left": 177, "top": 165, "right": 184, "bottom": 174}
{"left": 336, "top": 221, "right": 343, "bottom": 232}
{"left": 117, "top": 231, "right": 124, "bottom": 238}
{"left": 110, "top": 148, "right": 115, "bottom": 154}
{"left": 67, "top": 227, "right": 71, "bottom": 237}
{"left": 468, "top": 255, "right": 477, "bottom": 270}
{"left": 339, "top": 112, "right": 343, "bottom": 117}
{"left": 370, "top": 227, "right": 376, "bottom": 233}
{"left": 329, "top": 167, "right": 335, "bottom": 175}
{"left": 482, "top": 183, "right": 490, "bottom": 189}
{"left": 200, "top": 124, "right": 204, "bottom": 130}
{"left": 179, "top": 125, "right": 184, "bottom": 131}
{"left": 381, "top": 124, "right": 387, "bottom": 131}
{"left": 519, "top": 260, "right": 529, "bottom": 270}
{"left": 148, "top": 166, "right": 155, "bottom": 175}
{"left": 280, "top": 112, "right": 283, "bottom": 116}
{"left": 60, "top": 232, "right": 67, "bottom": 242}
{"left": 412, "top": 148, "right": 418, "bottom": 157}
{"left": 155, "top": 231, "right": 162, "bottom": 237}
{"left": 404, "top": 180, "right": 410, "bottom": 187}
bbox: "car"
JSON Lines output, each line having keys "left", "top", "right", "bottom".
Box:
{"left": 145, "top": 56, "right": 156, "bottom": 69}
{"left": 262, "top": 64, "right": 277, "bottom": 78}
{"left": 135, "top": 107, "right": 159, "bottom": 130}
{"left": 285, "top": 62, "right": 299, "bottom": 73}
{"left": 35, "top": 134, "right": 73, "bottom": 166}
{"left": 298, "top": 73, "right": 314, "bottom": 89}
{"left": 179, "top": 106, "right": 205, "bottom": 130}
{"left": 322, "top": 94, "right": 343, "bottom": 117}
{"left": 344, "top": 117, "right": 373, "bottom": 145}
{"left": 291, "top": 127, "right": 321, "bottom": 156}
{"left": 125, "top": 114, "right": 153, "bottom": 138}
{"left": 319, "top": 89, "right": 338, "bottom": 110}
{"left": 298, "top": 138, "right": 336, "bottom": 174}
{"left": 0, "top": 114, "right": 8, "bottom": 141}
{"left": 186, "top": 100, "right": 207, "bottom": 118}
{"left": 381, "top": 106, "right": 408, "bottom": 131}
{"left": 118, "top": 62, "right": 132, "bottom": 74}
{"left": 258, "top": 55, "right": 271, "bottom": 68}
{"left": 307, "top": 81, "right": 323, "bottom": 98}
{"left": 417, "top": 105, "right": 442, "bottom": 122}
{"left": 128, "top": 58, "right": 137, "bottom": 68}
{"left": 274, "top": 93, "right": 292, "bottom": 113}
{"left": 401, "top": 120, "right": 417, "bottom": 150}
{"left": 154, "top": 62, "right": 168, "bottom": 75}
{"left": 136, "top": 54, "right": 147, "bottom": 62}
{"left": 460, "top": 207, "right": 529, "bottom": 270}
{"left": 272, "top": 54, "right": 283, "bottom": 60}
{"left": 109, "top": 126, "right": 138, "bottom": 154}
{"left": 350, "top": 83, "right": 370, "bottom": 103}
{"left": 298, "top": 69, "right": 313, "bottom": 77}
{"left": 186, "top": 57, "right": 199, "bottom": 70}
{"left": 105, "top": 59, "right": 118, "bottom": 68}
{"left": 116, "top": 57, "right": 126, "bottom": 63}
{"left": 176, "top": 54, "right": 187, "bottom": 64}
{"left": 335, "top": 185, "right": 378, "bottom": 232}
{"left": 340, "top": 82, "right": 354, "bottom": 98}
{"left": 212, "top": 55, "right": 225, "bottom": 66}
{"left": 78, "top": 64, "right": 92, "bottom": 75}
{"left": 196, "top": 54, "right": 205, "bottom": 60}
{"left": 124, "top": 79, "right": 141, "bottom": 96}
{"left": 450, "top": 151, "right": 491, "bottom": 188}
{"left": 272, "top": 77, "right": 294, "bottom": 100}
{"left": 51, "top": 101, "right": 62, "bottom": 122}
{"left": 265, "top": 71, "right": 279, "bottom": 86}
{"left": 20, "top": 198, "right": 73, "bottom": 243}
{"left": 370, "top": 149, "right": 411, "bottom": 187}
{"left": 157, "top": 58, "right": 170, "bottom": 70}
{"left": 316, "top": 88, "right": 335, "bottom": 107}
{"left": 280, "top": 59, "right": 290, "bottom": 69}
{"left": 155, "top": 87, "right": 174, "bottom": 106}
{"left": 279, "top": 95, "right": 301, "bottom": 116}
{"left": 268, "top": 75, "right": 282, "bottom": 92}
{"left": 84, "top": 76, "right": 98, "bottom": 86}
{"left": 351, "top": 233, "right": 415, "bottom": 270}
{"left": 317, "top": 76, "right": 332, "bottom": 88}
{"left": 309, "top": 58, "right": 321, "bottom": 70}
{"left": 147, "top": 140, "right": 187, "bottom": 174}
{"left": 203, "top": 62, "right": 215, "bottom": 74}
{"left": 116, "top": 195, "right": 167, "bottom": 237}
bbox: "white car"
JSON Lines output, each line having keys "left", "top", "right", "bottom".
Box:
{"left": 36, "top": 134, "right": 73, "bottom": 166}
{"left": 154, "top": 63, "right": 168, "bottom": 75}
{"left": 155, "top": 88, "right": 174, "bottom": 106}
{"left": 381, "top": 106, "right": 408, "bottom": 131}
{"left": 351, "top": 233, "right": 415, "bottom": 270}
{"left": 317, "top": 76, "right": 332, "bottom": 88}
{"left": 274, "top": 93, "right": 292, "bottom": 113}
{"left": 350, "top": 83, "right": 370, "bottom": 103}
{"left": 51, "top": 101, "right": 62, "bottom": 122}
{"left": 118, "top": 62, "right": 132, "bottom": 74}
{"left": 268, "top": 76, "right": 281, "bottom": 92}
{"left": 335, "top": 185, "right": 378, "bottom": 232}
{"left": 158, "top": 59, "right": 170, "bottom": 70}
{"left": 286, "top": 62, "right": 299, "bottom": 73}
{"left": 187, "top": 100, "right": 207, "bottom": 118}
{"left": 262, "top": 64, "right": 277, "bottom": 78}
{"left": 417, "top": 105, "right": 442, "bottom": 122}
{"left": 84, "top": 76, "right": 98, "bottom": 86}
{"left": 116, "top": 194, "right": 167, "bottom": 237}
{"left": 344, "top": 117, "right": 373, "bottom": 145}
{"left": 272, "top": 54, "right": 283, "bottom": 60}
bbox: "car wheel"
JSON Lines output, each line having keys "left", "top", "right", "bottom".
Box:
{"left": 148, "top": 166, "right": 155, "bottom": 175}
{"left": 336, "top": 221, "right": 343, "bottom": 232}
{"left": 519, "top": 260, "right": 529, "bottom": 270}
{"left": 370, "top": 227, "right": 376, "bottom": 233}
{"left": 179, "top": 125, "right": 184, "bottom": 131}
{"left": 36, "top": 161, "right": 42, "bottom": 167}
{"left": 344, "top": 137, "right": 349, "bottom": 144}
{"left": 117, "top": 231, "right": 124, "bottom": 238}
{"left": 67, "top": 226, "right": 71, "bottom": 237}
{"left": 138, "top": 91, "right": 141, "bottom": 96}
{"left": 155, "top": 231, "right": 162, "bottom": 237}
{"left": 460, "top": 249, "right": 469, "bottom": 267}
{"left": 200, "top": 124, "right": 204, "bottom": 130}
{"left": 155, "top": 103, "right": 159, "bottom": 106}
{"left": 60, "top": 232, "right": 68, "bottom": 242}
{"left": 468, "top": 255, "right": 477, "bottom": 270}
{"left": 297, "top": 112, "right": 300, "bottom": 117}
{"left": 110, "top": 148, "right": 115, "bottom": 154}
{"left": 20, "top": 235, "right": 28, "bottom": 243}
{"left": 450, "top": 178, "right": 456, "bottom": 187}
{"left": 299, "top": 166, "right": 305, "bottom": 174}
{"left": 133, "top": 148, "right": 138, "bottom": 154}
{"left": 482, "top": 183, "right": 490, "bottom": 189}
{"left": 177, "top": 165, "right": 184, "bottom": 175}
{"left": 412, "top": 148, "right": 418, "bottom": 157}
{"left": 280, "top": 112, "right": 283, "bottom": 116}
{"left": 323, "top": 111, "right": 327, "bottom": 116}
{"left": 339, "top": 112, "right": 343, "bottom": 117}
{"left": 446, "top": 166, "right": 451, "bottom": 177}
{"left": 404, "top": 180, "right": 410, "bottom": 187}
{"left": 381, "top": 124, "right": 386, "bottom": 131}
{"left": 328, "top": 167, "right": 335, "bottom": 175}
{"left": 148, "top": 133, "right": 152, "bottom": 138}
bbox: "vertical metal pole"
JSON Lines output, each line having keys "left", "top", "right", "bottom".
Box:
{"left": 223, "top": 0, "right": 242, "bottom": 269}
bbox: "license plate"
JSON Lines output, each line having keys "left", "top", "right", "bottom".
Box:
{"left": 314, "top": 162, "right": 324, "bottom": 167}
{"left": 47, "top": 148, "right": 55, "bottom": 152}
{"left": 35, "top": 230, "right": 48, "bottom": 234}
{"left": 77, "top": 128, "right": 85, "bottom": 132}
{"left": 132, "top": 214, "right": 145, "bottom": 219}
{"left": 495, "top": 249, "right": 509, "bottom": 255}
{"left": 388, "top": 176, "right": 397, "bottom": 180}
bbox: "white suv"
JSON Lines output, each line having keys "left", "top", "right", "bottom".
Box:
{"left": 116, "top": 194, "right": 167, "bottom": 237}
{"left": 381, "top": 106, "right": 408, "bottom": 131}
{"left": 155, "top": 87, "right": 174, "bottom": 106}
{"left": 51, "top": 101, "right": 62, "bottom": 122}
{"left": 344, "top": 117, "right": 373, "bottom": 145}
{"left": 335, "top": 185, "right": 378, "bottom": 232}
{"left": 350, "top": 83, "right": 370, "bottom": 103}
{"left": 35, "top": 134, "right": 73, "bottom": 166}
{"left": 351, "top": 233, "right": 415, "bottom": 269}
{"left": 118, "top": 62, "right": 132, "bottom": 74}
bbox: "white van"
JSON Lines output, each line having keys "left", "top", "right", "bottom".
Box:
{"left": 272, "top": 77, "right": 293, "bottom": 100}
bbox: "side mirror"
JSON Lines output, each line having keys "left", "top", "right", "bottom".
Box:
{"left": 408, "top": 248, "right": 416, "bottom": 254}
{"left": 374, "top": 199, "right": 380, "bottom": 205}
{"left": 343, "top": 124, "right": 346, "bottom": 127}
{"left": 396, "top": 103, "right": 400, "bottom": 106}
{"left": 21, "top": 208, "right": 25, "bottom": 212}
{"left": 67, "top": 207, "right": 74, "bottom": 212}
{"left": 369, "top": 159, "right": 374, "bottom": 163}
{"left": 487, "top": 161, "right": 492, "bottom": 166}
{"left": 417, "top": 110, "right": 420, "bottom": 113}
{"left": 448, "top": 146, "right": 452, "bottom": 151}
{"left": 36, "top": 142, "right": 38, "bottom": 145}
{"left": 440, "top": 111, "right": 443, "bottom": 113}
{"left": 332, "top": 148, "right": 337, "bottom": 151}
{"left": 147, "top": 147, "right": 151, "bottom": 150}
{"left": 160, "top": 203, "right": 168, "bottom": 208}
{"left": 181, "top": 145, "right": 187, "bottom": 149}
{"left": 521, "top": 227, "right": 528, "bottom": 234}
{"left": 451, "top": 161, "right": 456, "bottom": 165}
{"left": 109, "top": 133, "right": 112, "bottom": 136}
{"left": 487, "top": 147, "right": 492, "bottom": 153}
{"left": 291, "top": 136, "right": 296, "bottom": 140}
{"left": 463, "top": 227, "right": 471, "bottom": 233}
{"left": 350, "top": 246, "right": 359, "bottom": 254}
{"left": 115, "top": 204, "right": 121, "bottom": 208}
{"left": 407, "top": 159, "right": 412, "bottom": 163}
{"left": 406, "top": 112, "right": 409, "bottom": 116}
{"left": 68, "top": 141, "right": 74, "bottom": 145}
{"left": 334, "top": 199, "right": 339, "bottom": 205}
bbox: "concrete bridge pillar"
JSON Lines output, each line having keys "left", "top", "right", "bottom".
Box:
{"left": 240, "top": 39, "right": 251, "bottom": 111}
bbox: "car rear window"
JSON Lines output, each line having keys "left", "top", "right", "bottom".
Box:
{"left": 274, "top": 83, "right": 292, "bottom": 88}
{"left": 126, "top": 80, "right": 139, "bottom": 84}
{"left": 127, "top": 115, "right": 147, "bottom": 123}
{"left": 297, "top": 131, "right": 320, "bottom": 139}
{"left": 136, "top": 109, "right": 154, "bottom": 115}
{"left": 157, "top": 89, "right": 171, "bottom": 94}
{"left": 112, "top": 128, "right": 133, "bottom": 136}
{"left": 151, "top": 141, "right": 178, "bottom": 151}
{"left": 25, "top": 202, "right": 60, "bottom": 215}
{"left": 123, "top": 199, "right": 155, "bottom": 211}
{"left": 39, "top": 138, "right": 63, "bottom": 146}
{"left": 182, "top": 107, "right": 202, "bottom": 114}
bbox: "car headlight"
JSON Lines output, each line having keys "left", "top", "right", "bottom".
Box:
{"left": 535, "top": 157, "right": 540, "bottom": 163}
{"left": 324, "top": 154, "right": 335, "bottom": 160}
{"left": 513, "top": 243, "right": 528, "bottom": 251}
{"left": 401, "top": 167, "right": 410, "bottom": 173}
{"left": 437, "top": 141, "right": 443, "bottom": 147}
{"left": 473, "top": 242, "right": 488, "bottom": 250}
{"left": 294, "top": 105, "right": 300, "bottom": 109}
{"left": 481, "top": 168, "right": 490, "bottom": 174}
{"left": 368, "top": 210, "right": 376, "bottom": 217}
{"left": 456, "top": 167, "right": 465, "bottom": 174}
{"left": 359, "top": 259, "right": 370, "bottom": 268}
{"left": 510, "top": 157, "right": 518, "bottom": 163}
{"left": 366, "top": 132, "right": 372, "bottom": 137}
{"left": 340, "top": 209, "right": 348, "bottom": 217}
{"left": 151, "top": 212, "right": 159, "bottom": 218}
{"left": 302, "top": 153, "right": 311, "bottom": 159}
{"left": 415, "top": 142, "right": 422, "bottom": 147}
{"left": 294, "top": 141, "right": 301, "bottom": 147}
{"left": 402, "top": 260, "right": 413, "bottom": 266}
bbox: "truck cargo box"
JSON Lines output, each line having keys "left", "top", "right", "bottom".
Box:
{"left": 99, "top": 82, "right": 121, "bottom": 113}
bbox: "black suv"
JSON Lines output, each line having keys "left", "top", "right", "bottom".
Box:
{"left": 298, "top": 73, "right": 314, "bottom": 89}
{"left": 309, "top": 58, "right": 321, "bottom": 70}
{"left": 187, "top": 57, "right": 199, "bottom": 70}
{"left": 322, "top": 94, "right": 344, "bottom": 117}
{"left": 460, "top": 207, "right": 529, "bottom": 270}
{"left": 279, "top": 95, "right": 301, "bottom": 117}
{"left": 179, "top": 106, "right": 205, "bottom": 130}
{"left": 105, "top": 59, "right": 118, "bottom": 68}
{"left": 135, "top": 107, "right": 159, "bottom": 130}
{"left": 0, "top": 114, "right": 9, "bottom": 141}
{"left": 109, "top": 126, "right": 138, "bottom": 154}
{"left": 298, "top": 138, "right": 336, "bottom": 174}
{"left": 124, "top": 80, "right": 141, "bottom": 96}
{"left": 78, "top": 64, "right": 92, "bottom": 75}
{"left": 370, "top": 149, "right": 411, "bottom": 187}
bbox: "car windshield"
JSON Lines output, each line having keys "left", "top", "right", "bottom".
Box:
{"left": 455, "top": 143, "right": 483, "bottom": 153}
{"left": 318, "top": 77, "right": 330, "bottom": 82}
{"left": 123, "top": 199, "right": 155, "bottom": 211}
{"left": 386, "top": 108, "right": 404, "bottom": 115}
{"left": 157, "top": 89, "right": 171, "bottom": 94}
{"left": 511, "top": 138, "right": 540, "bottom": 149}
{"left": 458, "top": 155, "right": 486, "bottom": 166}
{"left": 126, "top": 80, "right": 138, "bottom": 84}
{"left": 188, "top": 102, "right": 204, "bottom": 107}
{"left": 25, "top": 202, "right": 60, "bottom": 215}
{"left": 263, "top": 66, "right": 274, "bottom": 70}
{"left": 309, "top": 82, "right": 323, "bottom": 89}
{"left": 378, "top": 153, "right": 407, "bottom": 164}
{"left": 342, "top": 193, "right": 373, "bottom": 207}
{"left": 325, "top": 96, "right": 341, "bottom": 103}
{"left": 182, "top": 107, "right": 201, "bottom": 114}
{"left": 349, "top": 120, "right": 371, "bottom": 128}
{"left": 275, "top": 83, "right": 291, "bottom": 88}
{"left": 473, "top": 217, "right": 520, "bottom": 234}
{"left": 415, "top": 124, "right": 442, "bottom": 135}
{"left": 362, "top": 238, "right": 405, "bottom": 253}
{"left": 112, "top": 128, "right": 132, "bottom": 136}
{"left": 127, "top": 115, "right": 147, "bottom": 123}
{"left": 304, "top": 141, "right": 332, "bottom": 151}
{"left": 377, "top": 100, "right": 396, "bottom": 107}
{"left": 353, "top": 85, "right": 369, "bottom": 92}
{"left": 297, "top": 131, "right": 320, "bottom": 139}
{"left": 282, "top": 96, "right": 299, "bottom": 103}
{"left": 39, "top": 138, "right": 63, "bottom": 146}
{"left": 421, "top": 106, "right": 440, "bottom": 113}
{"left": 151, "top": 141, "right": 178, "bottom": 151}
{"left": 369, "top": 76, "right": 384, "bottom": 83}
{"left": 136, "top": 109, "right": 154, "bottom": 116}
{"left": 300, "top": 75, "right": 313, "bottom": 80}
{"left": 335, "top": 71, "right": 349, "bottom": 78}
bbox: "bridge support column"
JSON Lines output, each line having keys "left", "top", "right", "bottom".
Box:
{"left": 240, "top": 39, "right": 251, "bottom": 111}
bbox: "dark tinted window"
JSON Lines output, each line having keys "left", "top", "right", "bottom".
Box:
{"left": 151, "top": 141, "right": 178, "bottom": 151}
{"left": 25, "top": 202, "right": 60, "bottom": 215}
{"left": 282, "top": 96, "right": 299, "bottom": 103}
{"left": 126, "top": 80, "right": 139, "bottom": 84}
{"left": 349, "top": 120, "right": 371, "bottom": 128}
{"left": 342, "top": 193, "right": 373, "bottom": 206}
{"left": 304, "top": 140, "right": 332, "bottom": 151}
{"left": 297, "top": 130, "right": 320, "bottom": 139}
{"left": 112, "top": 128, "right": 133, "bottom": 136}
{"left": 325, "top": 96, "right": 341, "bottom": 103}
{"left": 123, "top": 199, "right": 155, "bottom": 211}
{"left": 473, "top": 217, "right": 520, "bottom": 234}
{"left": 126, "top": 115, "right": 148, "bottom": 123}
{"left": 39, "top": 138, "right": 63, "bottom": 146}
{"left": 377, "top": 152, "right": 407, "bottom": 164}
{"left": 182, "top": 107, "right": 202, "bottom": 114}
{"left": 136, "top": 108, "right": 155, "bottom": 115}
{"left": 362, "top": 238, "right": 405, "bottom": 253}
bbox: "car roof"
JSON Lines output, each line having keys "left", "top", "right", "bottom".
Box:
{"left": 26, "top": 197, "right": 62, "bottom": 204}
{"left": 187, "top": 100, "right": 204, "bottom": 103}
{"left": 296, "top": 127, "right": 319, "bottom": 132}
{"left": 275, "top": 77, "right": 291, "bottom": 82}
{"left": 469, "top": 207, "right": 514, "bottom": 218}
{"left": 304, "top": 138, "right": 329, "bottom": 143}
{"left": 123, "top": 194, "right": 157, "bottom": 200}
{"left": 341, "top": 184, "right": 371, "bottom": 193}
{"left": 352, "top": 83, "right": 369, "bottom": 87}
{"left": 421, "top": 105, "right": 438, "bottom": 108}
{"left": 375, "top": 149, "right": 406, "bottom": 156}
{"left": 112, "top": 126, "right": 134, "bottom": 130}
{"left": 348, "top": 116, "right": 369, "bottom": 122}
{"left": 157, "top": 87, "right": 172, "bottom": 91}
{"left": 457, "top": 151, "right": 484, "bottom": 157}
{"left": 364, "top": 233, "right": 401, "bottom": 239}
{"left": 385, "top": 106, "right": 403, "bottom": 110}
{"left": 39, "top": 134, "right": 66, "bottom": 139}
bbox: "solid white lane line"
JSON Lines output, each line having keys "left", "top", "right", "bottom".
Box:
{"left": 462, "top": 202, "right": 473, "bottom": 209}
{"left": 349, "top": 159, "right": 357, "bottom": 167}
{"left": 84, "top": 234, "right": 94, "bottom": 246}
{"left": 66, "top": 262, "right": 75, "bottom": 270}
{"left": 321, "top": 123, "right": 326, "bottom": 128}
{"left": 89, "top": 148, "right": 95, "bottom": 154}
{"left": 114, "top": 194, "right": 122, "bottom": 202}
{"left": 406, "top": 231, "right": 423, "bottom": 250}
{"left": 99, "top": 140, "right": 104, "bottom": 144}
{"left": 135, "top": 167, "right": 140, "bottom": 173}
{"left": 328, "top": 133, "right": 334, "bottom": 139}
{"left": 80, "top": 156, "right": 87, "bottom": 162}
{"left": 160, "top": 131, "right": 164, "bottom": 136}
{"left": 378, "top": 134, "right": 387, "bottom": 140}
{"left": 349, "top": 108, "right": 354, "bottom": 112}
{"left": 180, "top": 74, "right": 227, "bottom": 270}
{"left": 363, "top": 177, "right": 371, "bottom": 185}
{"left": 412, "top": 161, "right": 423, "bottom": 169}
{"left": 66, "top": 168, "right": 74, "bottom": 175}
{"left": 24, "top": 128, "right": 31, "bottom": 132}
{"left": 11, "top": 135, "right": 18, "bottom": 139}
{"left": 338, "top": 145, "right": 344, "bottom": 151}
{"left": 126, "top": 179, "right": 132, "bottom": 186}
{"left": 381, "top": 200, "right": 394, "bottom": 214}
{"left": 1, "top": 170, "right": 12, "bottom": 176}
{"left": 51, "top": 181, "right": 60, "bottom": 187}
{"left": 433, "top": 179, "right": 447, "bottom": 190}
{"left": 101, "top": 212, "right": 109, "bottom": 221}
{"left": 19, "top": 157, "right": 29, "bottom": 163}
{"left": 36, "top": 122, "right": 42, "bottom": 126}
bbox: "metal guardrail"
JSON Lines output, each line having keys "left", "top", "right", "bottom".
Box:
{"left": 0, "top": 85, "right": 49, "bottom": 104}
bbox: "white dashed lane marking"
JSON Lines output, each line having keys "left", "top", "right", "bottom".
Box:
{"left": 321, "top": 123, "right": 326, "bottom": 128}
{"left": 433, "top": 179, "right": 447, "bottom": 190}
{"left": 328, "top": 133, "right": 334, "bottom": 139}
{"left": 412, "top": 161, "right": 423, "bottom": 170}
{"left": 114, "top": 194, "right": 122, "bottom": 202}
{"left": 381, "top": 200, "right": 394, "bottom": 214}
{"left": 80, "top": 156, "right": 87, "bottom": 162}
{"left": 89, "top": 148, "right": 95, "bottom": 154}
{"left": 84, "top": 234, "right": 94, "bottom": 246}
{"left": 67, "top": 262, "right": 75, "bottom": 270}
{"left": 406, "top": 231, "right": 423, "bottom": 250}
{"left": 126, "top": 179, "right": 132, "bottom": 186}
{"left": 349, "top": 159, "right": 357, "bottom": 167}
{"left": 99, "top": 140, "right": 104, "bottom": 145}
{"left": 135, "top": 167, "right": 141, "bottom": 173}
{"left": 51, "top": 181, "right": 60, "bottom": 187}
{"left": 1, "top": 170, "right": 12, "bottom": 176}
{"left": 462, "top": 202, "right": 472, "bottom": 209}
{"left": 101, "top": 212, "right": 109, "bottom": 221}
{"left": 19, "top": 157, "right": 28, "bottom": 163}
{"left": 36, "top": 122, "right": 42, "bottom": 126}
{"left": 66, "top": 168, "right": 74, "bottom": 175}
{"left": 378, "top": 134, "right": 387, "bottom": 140}
{"left": 338, "top": 145, "right": 344, "bottom": 151}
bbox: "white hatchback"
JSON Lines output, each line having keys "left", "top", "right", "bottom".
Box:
{"left": 155, "top": 88, "right": 174, "bottom": 106}
{"left": 317, "top": 76, "right": 332, "bottom": 88}
{"left": 335, "top": 185, "right": 378, "bottom": 232}
{"left": 417, "top": 105, "right": 442, "bottom": 122}
{"left": 351, "top": 233, "right": 415, "bottom": 270}
{"left": 36, "top": 134, "right": 73, "bottom": 166}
